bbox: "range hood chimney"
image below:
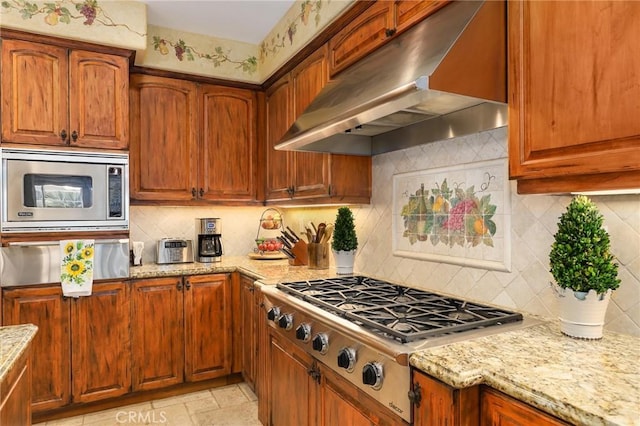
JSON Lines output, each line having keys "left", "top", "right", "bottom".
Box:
{"left": 275, "top": 1, "right": 507, "bottom": 156}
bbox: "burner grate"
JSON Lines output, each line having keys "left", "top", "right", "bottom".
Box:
{"left": 277, "top": 276, "right": 523, "bottom": 343}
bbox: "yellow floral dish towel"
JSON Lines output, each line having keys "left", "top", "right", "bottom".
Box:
{"left": 60, "top": 240, "right": 95, "bottom": 297}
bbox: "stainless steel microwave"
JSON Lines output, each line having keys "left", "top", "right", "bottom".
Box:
{"left": 1, "top": 148, "right": 129, "bottom": 232}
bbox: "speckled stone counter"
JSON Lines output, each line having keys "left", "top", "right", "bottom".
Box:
{"left": 410, "top": 321, "right": 640, "bottom": 426}
{"left": 129, "top": 255, "right": 342, "bottom": 284}
{"left": 130, "top": 257, "right": 640, "bottom": 425}
{"left": 0, "top": 324, "right": 38, "bottom": 382}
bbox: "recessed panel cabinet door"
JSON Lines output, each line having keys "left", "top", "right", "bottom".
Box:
{"left": 1, "top": 39, "right": 68, "bottom": 145}
{"left": 291, "top": 47, "right": 330, "bottom": 200}
{"left": 71, "top": 281, "right": 131, "bottom": 403}
{"left": 69, "top": 50, "right": 129, "bottom": 149}
{"left": 199, "top": 85, "right": 257, "bottom": 202}
{"left": 184, "top": 274, "right": 232, "bottom": 381}
{"left": 130, "top": 75, "right": 199, "bottom": 201}
{"left": 2, "top": 286, "right": 71, "bottom": 412}
{"left": 131, "top": 277, "right": 185, "bottom": 391}
{"left": 265, "top": 76, "right": 294, "bottom": 201}
{"left": 508, "top": 1, "right": 640, "bottom": 193}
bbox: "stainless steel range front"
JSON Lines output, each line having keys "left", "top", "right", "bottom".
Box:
{"left": 262, "top": 276, "right": 535, "bottom": 423}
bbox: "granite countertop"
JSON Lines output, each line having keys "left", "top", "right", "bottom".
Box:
{"left": 0, "top": 324, "right": 38, "bottom": 383}
{"left": 410, "top": 321, "right": 640, "bottom": 426}
{"left": 126, "top": 258, "right": 640, "bottom": 425}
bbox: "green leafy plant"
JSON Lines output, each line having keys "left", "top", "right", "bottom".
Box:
{"left": 550, "top": 195, "right": 620, "bottom": 294}
{"left": 332, "top": 206, "right": 358, "bottom": 252}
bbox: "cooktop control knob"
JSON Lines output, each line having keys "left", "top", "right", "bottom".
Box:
{"left": 362, "top": 362, "right": 383, "bottom": 389}
{"left": 311, "top": 333, "right": 329, "bottom": 354}
{"left": 267, "top": 307, "right": 280, "bottom": 322}
{"left": 278, "top": 313, "right": 293, "bottom": 330}
{"left": 337, "top": 348, "right": 356, "bottom": 372}
{"left": 295, "top": 323, "right": 311, "bottom": 342}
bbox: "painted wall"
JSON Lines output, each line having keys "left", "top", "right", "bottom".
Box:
{"left": 131, "top": 128, "right": 640, "bottom": 337}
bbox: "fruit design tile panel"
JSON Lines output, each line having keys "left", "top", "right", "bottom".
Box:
{"left": 392, "top": 158, "right": 511, "bottom": 272}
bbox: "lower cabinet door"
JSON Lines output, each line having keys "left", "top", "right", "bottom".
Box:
{"left": 71, "top": 281, "right": 131, "bottom": 403}
{"left": 184, "top": 274, "right": 232, "bottom": 381}
{"left": 268, "top": 330, "right": 317, "bottom": 426}
{"left": 131, "top": 277, "right": 185, "bottom": 391}
{"left": 481, "top": 387, "right": 569, "bottom": 426}
{"left": 2, "top": 286, "right": 71, "bottom": 412}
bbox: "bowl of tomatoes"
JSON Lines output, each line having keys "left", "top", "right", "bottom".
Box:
{"left": 255, "top": 238, "right": 283, "bottom": 254}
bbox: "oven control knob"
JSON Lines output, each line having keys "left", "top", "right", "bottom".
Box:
{"left": 311, "top": 333, "right": 329, "bottom": 354}
{"left": 278, "top": 313, "right": 293, "bottom": 330}
{"left": 337, "top": 348, "right": 356, "bottom": 372}
{"left": 267, "top": 307, "right": 280, "bottom": 322}
{"left": 295, "top": 323, "right": 311, "bottom": 342}
{"left": 362, "top": 362, "right": 383, "bottom": 389}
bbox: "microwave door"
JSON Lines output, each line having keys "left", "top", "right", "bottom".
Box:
{"left": 5, "top": 159, "right": 107, "bottom": 223}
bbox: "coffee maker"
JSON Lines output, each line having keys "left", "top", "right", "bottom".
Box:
{"left": 196, "top": 218, "right": 222, "bottom": 262}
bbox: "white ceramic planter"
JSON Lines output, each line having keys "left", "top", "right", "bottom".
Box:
{"left": 332, "top": 250, "right": 356, "bottom": 275}
{"left": 553, "top": 285, "right": 612, "bottom": 339}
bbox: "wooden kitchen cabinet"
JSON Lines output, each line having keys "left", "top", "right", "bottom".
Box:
{"left": 481, "top": 387, "right": 569, "bottom": 426}
{"left": 0, "top": 344, "right": 32, "bottom": 425}
{"left": 131, "top": 274, "right": 232, "bottom": 391}
{"left": 2, "top": 281, "right": 131, "bottom": 413}
{"left": 328, "top": 1, "right": 450, "bottom": 76}
{"left": 130, "top": 74, "right": 258, "bottom": 204}
{"left": 1, "top": 38, "right": 129, "bottom": 149}
{"left": 411, "top": 369, "right": 478, "bottom": 426}
{"left": 266, "top": 329, "right": 318, "bottom": 426}
{"left": 508, "top": 1, "right": 640, "bottom": 194}
{"left": 239, "top": 274, "right": 259, "bottom": 390}
{"left": 198, "top": 84, "right": 258, "bottom": 202}
{"left": 265, "top": 45, "right": 371, "bottom": 204}
{"left": 129, "top": 75, "right": 199, "bottom": 202}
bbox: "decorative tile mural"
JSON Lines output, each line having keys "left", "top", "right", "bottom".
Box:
{"left": 393, "top": 159, "right": 511, "bottom": 272}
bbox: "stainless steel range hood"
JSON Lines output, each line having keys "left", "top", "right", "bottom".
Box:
{"left": 275, "top": 1, "right": 507, "bottom": 156}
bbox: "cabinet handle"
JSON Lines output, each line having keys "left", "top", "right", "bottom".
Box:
{"left": 191, "top": 187, "right": 197, "bottom": 198}
{"left": 408, "top": 382, "right": 422, "bottom": 407}
{"left": 177, "top": 281, "right": 183, "bottom": 291}
{"left": 185, "top": 280, "right": 191, "bottom": 290}
{"left": 199, "top": 188, "right": 204, "bottom": 197}
{"left": 286, "top": 186, "right": 295, "bottom": 197}
{"left": 60, "top": 129, "right": 68, "bottom": 143}
{"left": 385, "top": 28, "right": 397, "bottom": 38}
{"left": 71, "top": 130, "right": 78, "bottom": 142}
{"left": 249, "top": 286, "right": 255, "bottom": 293}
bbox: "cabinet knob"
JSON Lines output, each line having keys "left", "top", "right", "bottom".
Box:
{"left": 71, "top": 130, "right": 78, "bottom": 142}
{"left": 60, "top": 129, "right": 68, "bottom": 142}
{"left": 191, "top": 187, "right": 197, "bottom": 198}
{"left": 286, "top": 186, "right": 295, "bottom": 197}
{"left": 199, "top": 188, "right": 204, "bottom": 197}
{"left": 177, "top": 282, "right": 183, "bottom": 291}
{"left": 408, "top": 382, "right": 422, "bottom": 407}
{"left": 184, "top": 280, "right": 191, "bottom": 290}
{"left": 385, "top": 28, "right": 397, "bottom": 38}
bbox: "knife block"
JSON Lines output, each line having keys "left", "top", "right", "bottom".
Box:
{"left": 289, "top": 240, "right": 308, "bottom": 266}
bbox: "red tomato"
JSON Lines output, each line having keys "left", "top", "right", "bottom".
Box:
{"left": 258, "top": 243, "right": 266, "bottom": 251}
{"left": 266, "top": 243, "right": 275, "bottom": 251}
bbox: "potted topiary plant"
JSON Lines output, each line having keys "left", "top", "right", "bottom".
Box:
{"left": 549, "top": 195, "right": 621, "bottom": 339}
{"left": 332, "top": 206, "right": 358, "bottom": 275}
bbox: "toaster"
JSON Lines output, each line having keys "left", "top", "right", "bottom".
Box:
{"left": 156, "top": 238, "right": 194, "bottom": 264}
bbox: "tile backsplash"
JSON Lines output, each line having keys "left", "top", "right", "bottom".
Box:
{"left": 131, "top": 127, "right": 640, "bottom": 337}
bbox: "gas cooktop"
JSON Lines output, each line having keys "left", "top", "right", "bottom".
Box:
{"left": 277, "top": 275, "right": 523, "bottom": 343}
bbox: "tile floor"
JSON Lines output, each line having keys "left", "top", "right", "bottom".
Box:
{"left": 34, "top": 383, "right": 262, "bottom": 426}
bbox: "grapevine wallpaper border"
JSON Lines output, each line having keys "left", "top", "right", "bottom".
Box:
{"left": 392, "top": 158, "right": 512, "bottom": 272}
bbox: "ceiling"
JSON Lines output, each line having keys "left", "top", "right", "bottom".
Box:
{"left": 140, "top": 0, "right": 296, "bottom": 45}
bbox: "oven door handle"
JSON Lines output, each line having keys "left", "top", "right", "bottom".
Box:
{"left": 8, "top": 239, "right": 129, "bottom": 247}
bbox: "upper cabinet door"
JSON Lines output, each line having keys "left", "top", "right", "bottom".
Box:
{"left": 199, "top": 85, "right": 258, "bottom": 202}
{"left": 291, "top": 46, "right": 330, "bottom": 200}
{"left": 129, "top": 75, "right": 199, "bottom": 202}
{"left": 265, "top": 75, "right": 295, "bottom": 201}
{"left": 1, "top": 39, "right": 69, "bottom": 145}
{"left": 394, "top": 1, "right": 450, "bottom": 33}
{"left": 69, "top": 50, "right": 129, "bottom": 149}
{"left": 508, "top": 1, "right": 640, "bottom": 193}
{"left": 328, "top": 1, "right": 394, "bottom": 76}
